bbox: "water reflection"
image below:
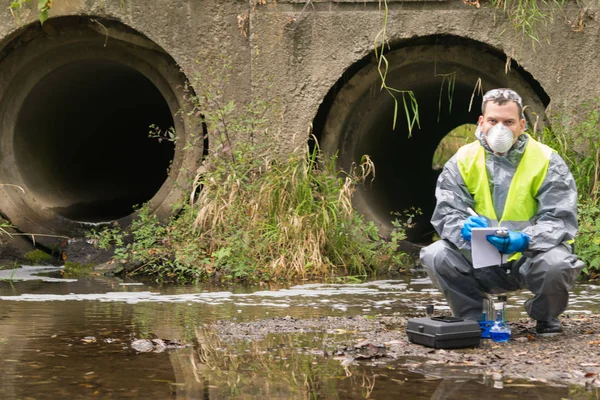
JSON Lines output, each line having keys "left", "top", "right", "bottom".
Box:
{"left": 0, "top": 301, "right": 176, "bottom": 398}
{"left": 161, "top": 329, "right": 583, "bottom": 400}
{"left": 166, "top": 330, "right": 591, "bottom": 400}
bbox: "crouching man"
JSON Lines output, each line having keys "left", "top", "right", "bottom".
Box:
{"left": 420, "top": 88, "right": 584, "bottom": 336}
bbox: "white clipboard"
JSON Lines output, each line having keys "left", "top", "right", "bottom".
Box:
{"left": 471, "top": 227, "right": 504, "bottom": 268}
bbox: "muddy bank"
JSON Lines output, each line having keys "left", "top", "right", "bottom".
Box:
{"left": 210, "top": 313, "right": 600, "bottom": 389}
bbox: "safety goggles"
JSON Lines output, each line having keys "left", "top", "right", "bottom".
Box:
{"left": 482, "top": 89, "right": 523, "bottom": 110}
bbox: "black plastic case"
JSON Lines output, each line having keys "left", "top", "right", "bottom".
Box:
{"left": 406, "top": 316, "right": 481, "bottom": 349}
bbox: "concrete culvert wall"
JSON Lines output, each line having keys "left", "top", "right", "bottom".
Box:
{"left": 0, "top": 17, "right": 204, "bottom": 244}
{"left": 316, "top": 36, "right": 549, "bottom": 245}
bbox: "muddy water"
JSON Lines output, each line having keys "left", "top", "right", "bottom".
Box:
{"left": 1, "top": 267, "right": 599, "bottom": 399}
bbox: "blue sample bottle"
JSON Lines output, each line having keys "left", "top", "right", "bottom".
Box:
{"left": 490, "top": 303, "right": 511, "bottom": 343}
{"left": 479, "top": 298, "right": 493, "bottom": 338}
{"left": 497, "top": 295, "right": 507, "bottom": 322}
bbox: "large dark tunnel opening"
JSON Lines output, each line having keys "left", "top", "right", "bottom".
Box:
{"left": 351, "top": 80, "right": 482, "bottom": 242}
{"left": 0, "top": 17, "right": 205, "bottom": 243}
{"left": 314, "top": 35, "right": 550, "bottom": 247}
{"left": 13, "top": 60, "right": 175, "bottom": 222}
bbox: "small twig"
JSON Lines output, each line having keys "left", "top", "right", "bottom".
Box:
{"left": 9, "top": 233, "right": 70, "bottom": 248}
{"left": 284, "top": 0, "right": 315, "bottom": 31}
{"left": 0, "top": 184, "right": 25, "bottom": 193}
{"left": 90, "top": 18, "right": 109, "bottom": 47}
{"left": 468, "top": 78, "right": 483, "bottom": 113}
{"left": 505, "top": 54, "right": 512, "bottom": 74}
{"left": 10, "top": 233, "right": 69, "bottom": 239}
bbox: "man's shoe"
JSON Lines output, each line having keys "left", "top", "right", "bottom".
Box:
{"left": 535, "top": 318, "right": 563, "bottom": 336}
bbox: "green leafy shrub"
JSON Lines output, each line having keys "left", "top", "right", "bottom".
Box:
{"left": 533, "top": 98, "right": 600, "bottom": 278}
{"left": 576, "top": 199, "right": 600, "bottom": 277}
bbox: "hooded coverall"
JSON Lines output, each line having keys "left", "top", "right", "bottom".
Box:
{"left": 420, "top": 133, "right": 584, "bottom": 322}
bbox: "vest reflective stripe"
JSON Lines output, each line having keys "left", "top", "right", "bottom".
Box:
{"left": 457, "top": 135, "right": 554, "bottom": 227}
{"left": 502, "top": 138, "right": 553, "bottom": 221}
{"left": 456, "top": 143, "right": 497, "bottom": 220}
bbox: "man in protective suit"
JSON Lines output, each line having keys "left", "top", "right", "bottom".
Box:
{"left": 420, "top": 88, "right": 584, "bottom": 336}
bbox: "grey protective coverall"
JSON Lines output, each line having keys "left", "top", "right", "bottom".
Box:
{"left": 420, "top": 133, "right": 584, "bottom": 321}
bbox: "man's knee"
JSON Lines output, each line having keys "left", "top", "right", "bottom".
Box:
{"left": 521, "top": 244, "right": 583, "bottom": 286}
{"left": 421, "top": 240, "right": 448, "bottom": 271}
{"left": 421, "top": 240, "right": 453, "bottom": 290}
{"left": 420, "top": 240, "right": 466, "bottom": 276}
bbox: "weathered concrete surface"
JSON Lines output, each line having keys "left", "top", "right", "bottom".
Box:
{"left": 249, "top": 1, "right": 600, "bottom": 150}
{"left": 0, "top": 0, "right": 597, "bottom": 250}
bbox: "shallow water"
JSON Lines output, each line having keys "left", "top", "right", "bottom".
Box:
{"left": 1, "top": 267, "right": 599, "bottom": 399}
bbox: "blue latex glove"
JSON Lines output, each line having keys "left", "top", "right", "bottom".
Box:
{"left": 486, "top": 230, "right": 530, "bottom": 254}
{"left": 460, "top": 216, "right": 489, "bottom": 241}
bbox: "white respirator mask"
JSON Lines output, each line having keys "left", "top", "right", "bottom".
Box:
{"left": 485, "top": 123, "right": 514, "bottom": 154}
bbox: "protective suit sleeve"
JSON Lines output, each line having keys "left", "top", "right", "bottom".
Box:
{"left": 430, "top": 154, "right": 474, "bottom": 250}
{"left": 521, "top": 152, "right": 578, "bottom": 252}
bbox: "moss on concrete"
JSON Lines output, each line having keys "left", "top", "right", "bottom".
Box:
{"left": 62, "top": 261, "right": 95, "bottom": 278}
{"left": 24, "top": 249, "right": 53, "bottom": 265}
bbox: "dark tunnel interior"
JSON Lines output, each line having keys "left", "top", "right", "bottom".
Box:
{"left": 14, "top": 59, "right": 175, "bottom": 222}
{"left": 314, "top": 38, "right": 549, "bottom": 246}
{"left": 350, "top": 74, "right": 482, "bottom": 243}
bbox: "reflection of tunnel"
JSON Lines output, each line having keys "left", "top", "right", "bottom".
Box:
{"left": 315, "top": 36, "right": 549, "bottom": 245}
{"left": 0, "top": 17, "right": 204, "bottom": 242}
{"left": 14, "top": 60, "right": 175, "bottom": 222}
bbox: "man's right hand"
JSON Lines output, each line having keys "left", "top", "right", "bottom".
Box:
{"left": 460, "top": 216, "right": 489, "bottom": 241}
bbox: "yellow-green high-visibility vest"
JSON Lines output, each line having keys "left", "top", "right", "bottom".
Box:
{"left": 456, "top": 134, "right": 554, "bottom": 259}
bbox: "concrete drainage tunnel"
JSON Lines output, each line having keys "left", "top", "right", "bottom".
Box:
{"left": 0, "top": 24, "right": 548, "bottom": 255}
{"left": 315, "top": 36, "right": 549, "bottom": 248}
{"left": 0, "top": 17, "right": 203, "bottom": 246}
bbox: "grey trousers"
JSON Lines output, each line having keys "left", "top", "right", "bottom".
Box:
{"left": 420, "top": 239, "right": 584, "bottom": 321}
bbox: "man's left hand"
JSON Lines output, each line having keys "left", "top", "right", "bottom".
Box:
{"left": 486, "top": 230, "right": 530, "bottom": 254}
